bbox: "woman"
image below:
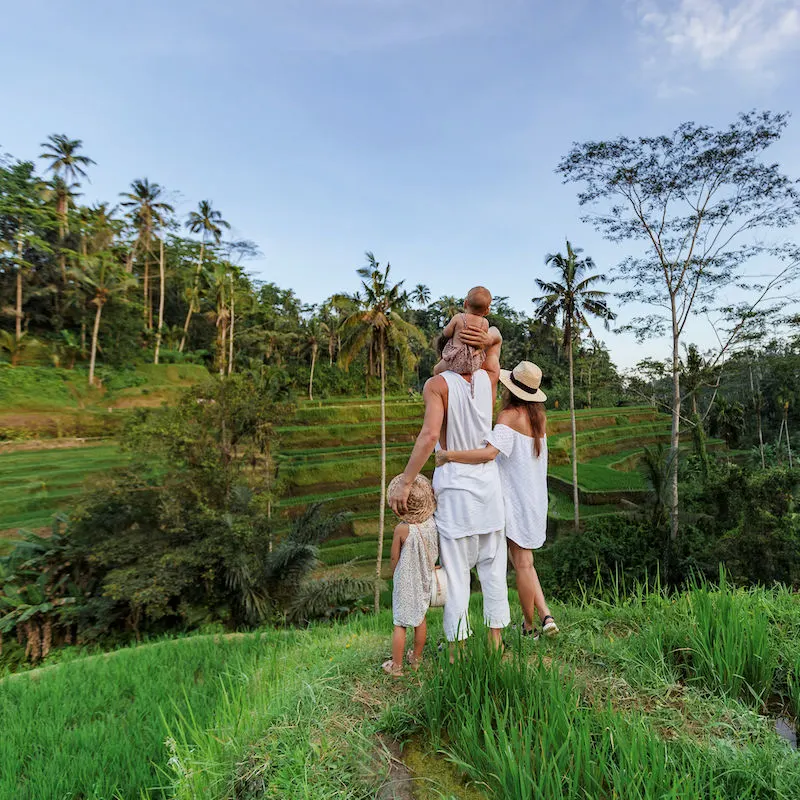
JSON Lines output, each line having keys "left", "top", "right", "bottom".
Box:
{"left": 436, "top": 361, "right": 558, "bottom": 638}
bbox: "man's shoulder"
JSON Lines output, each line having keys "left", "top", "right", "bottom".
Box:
{"left": 423, "top": 374, "right": 448, "bottom": 395}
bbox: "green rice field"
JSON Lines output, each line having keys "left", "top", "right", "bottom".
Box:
{"left": 0, "top": 395, "right": 708, "bottom": 544}
{"left": 0, "top": 445, "right": 128, "bottom": 535}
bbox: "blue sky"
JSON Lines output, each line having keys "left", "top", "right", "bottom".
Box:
{"left": 2, "top": 0, "right": 800, "bottom": 369}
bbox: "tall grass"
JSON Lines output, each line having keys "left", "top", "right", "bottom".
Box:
{"left": 0, "top": 632, "right": 292, "bottom": 800}
{"left": 403, "top": 625, "right": 800, "bottom": 800}
{"left": 681, "top": 572, "right": 775, "bottom": 704}
{"left": 413, "top": 637, "right": 721, "bottom": 799}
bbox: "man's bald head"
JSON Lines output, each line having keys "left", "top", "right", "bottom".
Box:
{"left": 465, "top": 286, "right": 492, "bottom": 316}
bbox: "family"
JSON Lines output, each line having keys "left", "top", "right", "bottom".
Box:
{"left": 384, "top": 287, "right": 557, "bottom": 676}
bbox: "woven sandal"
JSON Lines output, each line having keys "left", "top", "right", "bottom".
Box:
{"left": 521, "top": 623, "right": 540, "bottom": 641}
{"left": 406, "top": 649, "right": 423, "bottom": 670}
{"left": 381, "top": 659, "right": 403, "bottom": 677}
{"left": 541, "top": 615, "right": 559, "bottom": 637}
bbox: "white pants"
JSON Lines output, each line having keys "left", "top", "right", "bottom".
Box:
{"left": 440, "top": 530, "right": 511, "bottom": 641}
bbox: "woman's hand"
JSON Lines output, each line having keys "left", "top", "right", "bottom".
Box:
{"left": 460, "top": 326, "right": 492, "bottom": 351}
{"left": 435, "top": 450, "right": 450, "bottom": 467}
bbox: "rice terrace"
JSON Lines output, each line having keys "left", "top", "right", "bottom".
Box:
{"left": 2, "top": 4, "right": 800, "bottom": 798}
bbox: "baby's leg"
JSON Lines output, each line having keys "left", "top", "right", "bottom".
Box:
{"left": 433, "top": 359, "right": 449, "bottom": 375}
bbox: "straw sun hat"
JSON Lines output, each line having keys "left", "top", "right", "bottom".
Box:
{"left": 500, "top": 361, "right": 547, "bottom": 402}
{"left": 387, "top": 473, "right": 436, "bottom": 524}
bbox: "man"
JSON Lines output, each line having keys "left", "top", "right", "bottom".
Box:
{"left": 388, "top": 320, "right": 508, "bottom": 647}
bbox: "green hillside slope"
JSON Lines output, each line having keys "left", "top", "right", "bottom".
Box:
{"left": 2, "top": 579, "right": 798, "bottom": 799}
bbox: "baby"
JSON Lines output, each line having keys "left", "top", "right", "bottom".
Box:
{"left": 433, "top": 286, "right": 501, "bottom": 376}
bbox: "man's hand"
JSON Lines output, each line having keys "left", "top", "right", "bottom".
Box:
{"left": 388, "top": 474, "right": 413, "bottom": 516}
{"left": 460, "top": 327, "right": 493, "bottom": 351}
{"left": 435, "top": 451, "right": 450, "bottom": 467}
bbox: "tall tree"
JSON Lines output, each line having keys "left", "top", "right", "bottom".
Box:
{"left": 300, "top": 320, "right": 322, "bottom": 400}
{"left": 533, "top": 240, "right": 615, "bottom": 531}
{"left": 119, "top": 179, "right": 174, "bottom": 331}
{"left": 153, "top": 237, "right": 167, "bottom": 364}
{"left": 73, "top": 254, "right": 136, "bottom": 385}
{"left": 0, "top": 162, "right": 54, "bottom": 340}
{"left": 411, "top": 283, "right": 431, "bottom": 307}
{"left": 39, "top": 134, "right": 94, "bottom": 235}
{"left": 558, "top": 111, "right": 800, "bottom": 541}
{"left": 337, "top": 253, "right": 425, "bottom": 612}
{"left": 206, "top": 261, "right": 233, "bottom": 375}
{"left": 40, "top": 135, "right": 94, "bottom": 284}
{"left": 181, "top": 200, "right": 230, "bottom": 352}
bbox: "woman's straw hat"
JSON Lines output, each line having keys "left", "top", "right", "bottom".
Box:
{"left": 500, "top": 361, "right": 547, "bottom": 402}
{"left": 387, "top": 473, "right": 436, "bottom": 524}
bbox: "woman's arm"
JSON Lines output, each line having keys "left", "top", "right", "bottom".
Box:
{"left": 436, "top": 444, "right": 500, "bottom": 466}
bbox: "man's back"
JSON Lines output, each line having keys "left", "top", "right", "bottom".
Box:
{"left": 433, "top": 370, "right": 504, "bottom": 539}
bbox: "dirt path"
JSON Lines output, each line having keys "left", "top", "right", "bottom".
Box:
{"left": 0, "top": 437, "right": 109, "bottom": 454}
{"left": 376, "top": 736, "right": 417, "bottom": 800}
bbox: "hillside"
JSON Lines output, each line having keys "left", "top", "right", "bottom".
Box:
{"left": 0, "top": 377, "right": 721, "bottom": 553}
{"left": 2, "top": 579, "right": 798, "bottom": 799}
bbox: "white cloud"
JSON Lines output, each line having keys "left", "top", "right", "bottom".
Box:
{"left": 636, "top": 0, "right": 800, "bottom": 75}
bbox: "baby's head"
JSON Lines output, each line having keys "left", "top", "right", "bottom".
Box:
{"left": 465, "top": 286, "right": 492, "bottom": 317}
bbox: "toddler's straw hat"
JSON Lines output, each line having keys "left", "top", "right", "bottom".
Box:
{"left": 387, "top": 474, "right": 436, "bottom": 524}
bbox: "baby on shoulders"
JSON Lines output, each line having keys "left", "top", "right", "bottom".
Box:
{"left": 433, "top": 286, "right": 501, "bottom": 377}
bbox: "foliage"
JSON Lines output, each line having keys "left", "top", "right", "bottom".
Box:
{"left": 559, "top": 110, "right": 800, "bottom": 542}
{"left": 539, "top": 459, "right": 800, "bottom": 597}
{"left": 0, "top": 379, "right": 377, "bottom": 663}
{"left": 533, "top": 239, "right": 615, "bottom": 530}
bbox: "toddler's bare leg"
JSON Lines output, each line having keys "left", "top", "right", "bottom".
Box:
{"left": 412, "top": 618, "right": 427, "bottom": 662}
{"left": 391, "top": 625, "right": 407, "bottom": 669}
{"left": 433, "top": 359, "right": 448, "bottom": 375}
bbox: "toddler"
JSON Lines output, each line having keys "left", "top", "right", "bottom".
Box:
{"left": 382, "top": 474, "right": 438, "bottom": 677}
{"left": 434, "top": 286, "right": 500, "bottom": 376}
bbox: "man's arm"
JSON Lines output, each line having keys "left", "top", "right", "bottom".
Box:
{"left": 387, "top": 376, "right": 446, "bottom": 516}
{"left": 461, "top": 326, "right": 502, "bottom": 389}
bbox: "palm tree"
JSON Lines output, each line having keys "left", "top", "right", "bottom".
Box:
{"left": 39, "top": 134, "right": 95, "bottom": 233}
{"left": 40, "top": 136, "right": 94, "bottom": 285}
{"left": 300, "top": 320, "right": 322, "bottom": 400}
{"left": 181, "top": 200, "right": 230, "bottom": 352}
{"left": 73, "top": 255, "right": 136, "bottom": 385}
{"left": 153, "top": 237, "right": 167, "bottom": 364}
{"left": 0, "top": 331, "right": 38, "bottom": 367}
{"left": 119, "top": 179, "right": 174, "bottom": 330}
{"left": 337, "top": 252, "right": 425, "bottom": 612}
{"left": 206, "top": 261, "right": 233, "bottom": 375}
{"left": 411, "top": 283, "right": 431, "bottom": 307}
{"left": 318, "top": 304, "right": 339, "bottom": 366}
{"left": 534, "top": 240, "right": 615, "bottom": 531}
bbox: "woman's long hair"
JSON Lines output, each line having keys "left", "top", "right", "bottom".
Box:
{"left": 502, "top": 389, "right": 546, "bottom": 457}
